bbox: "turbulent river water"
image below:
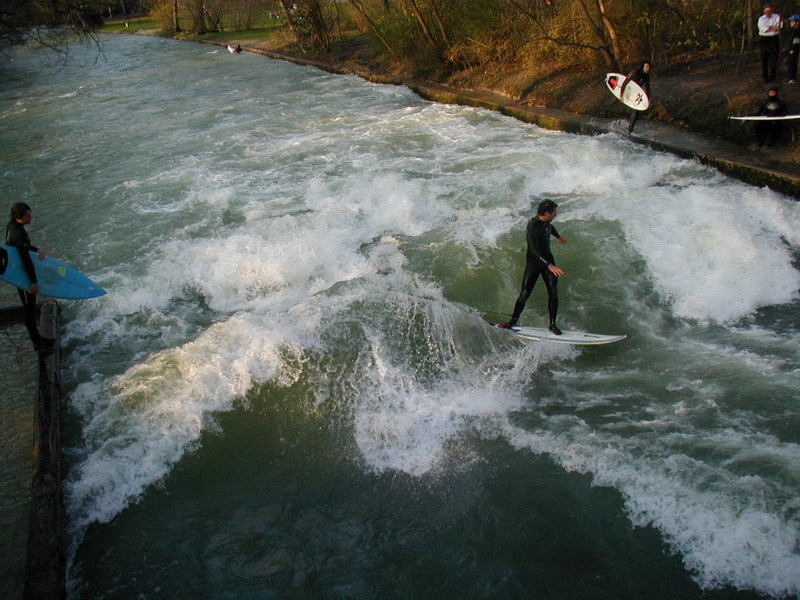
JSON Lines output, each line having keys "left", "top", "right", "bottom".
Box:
{"left": 1, "top": 33, "right": 799, "bottom": 600}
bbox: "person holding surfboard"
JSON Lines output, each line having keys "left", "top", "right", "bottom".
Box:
{"left": 500, "top": 200, "right": 567, "bottom": 335}
{"left": 5, "top": 202, "right": 54, "bottom": 353}
{"left": 758, "top": 3, "right": 783, "bottom": 83}
{"left": 754, "top": 85, "right": 789, "bottom": 147}
{"left": 620, "top": 61, "right": 651, "bottom": 134}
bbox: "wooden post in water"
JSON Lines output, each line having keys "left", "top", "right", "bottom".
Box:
{"left": 23, "top": 300, "right": 65, "bottom": 600}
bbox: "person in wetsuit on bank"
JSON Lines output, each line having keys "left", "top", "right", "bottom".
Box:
{"left": 754, "top": 85, "right": 789, "bottom": 148}
{"left": 620, "top": 60, "right": 651, "bottom": 134}
{"left": 5, "top": 202, "right": 54, "bottom": 353}
{"left": 500, "top": 199, "right": 567, "bottom": 335}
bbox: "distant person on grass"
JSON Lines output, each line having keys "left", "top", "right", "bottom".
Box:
{"left": 500, "top": 200, "right": 567, "bottom": 335}
{"left": 5, "top": 202, "right": 54, "bottom": 353}
{"left": 758, "top": 3, "right": 782, "bottom": 83}
{"left": 620, "top": 60, "right": 651, "bottom": 134}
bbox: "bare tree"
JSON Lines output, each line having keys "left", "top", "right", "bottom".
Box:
{"left": 0, "top": 0, "right": 113, "bottom": 51}
{"left": 172, "top": 0, "right": 181, "bottom": 31}
{"left": 506, "top": 0, "right": 620, "bottom": 68}
{"left": 303, "top": 0, "right": 331, "bottom": 51}
{"left": 276, "top": 0, "right": 303, "bottom": 44}
{"left": 226, "top": 0, "right": 262, "bottom": 30}
{"left": 403, "top": 0, "right": 439, "bottom": 48}
{"left": 275, "top": 0, "right": 334, "bottom": 52}
{"left": 347, "top": 0, "right": 401, "bottom": 58}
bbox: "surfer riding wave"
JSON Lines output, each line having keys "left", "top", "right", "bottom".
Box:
{"left": 500, "top": 199, "right": 567, "bottom": 335}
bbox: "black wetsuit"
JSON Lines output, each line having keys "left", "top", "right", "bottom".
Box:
{"left": 622, "top": 64, "right": 651, "bottom": 133}
{"left": 508, "top": 217, "right": 561, "bottom": 327}
{"left": 755, "top": 93, "right": 789, "bottom": 147}
{"left": 6, "top": 219, "right": 45, "bottom": 349}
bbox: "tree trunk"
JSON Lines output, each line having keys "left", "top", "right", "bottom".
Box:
{"left": 746, "top": 0, "right": 753, "bottom": 50}
{"left": 575, "top": 0, "right": 618, "bottom": 68}
{"left": 429, "top": 0, "right": 450, "bottom": 46}
{"left": 595, "top": 0, "right": 621, "bottom": 65}
{"left": 306, "top": 0, "right": 331, "bottom": 52}
{"left": 348, "top": 0, "right": 401, "bottom": 58}
{"left": 405, "top": 0, "right": 439, "bottom": 48}
{"left": 172, "top": 0, "right": 181, "bottom": 32}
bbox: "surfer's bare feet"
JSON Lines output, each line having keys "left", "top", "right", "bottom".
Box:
{"left": 499, "top": 322, "right": 516, "bottom": 330}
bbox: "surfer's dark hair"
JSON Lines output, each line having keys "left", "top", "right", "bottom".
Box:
{"left": 537, "top": 200, "right": 558, "bottom": 215}
{"left": 10, "top": 202, "right": 31, "bottom": 220}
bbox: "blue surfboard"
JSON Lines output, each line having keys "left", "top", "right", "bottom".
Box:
{"left": 0, "top": 245, "right": 106, "bottom": 299}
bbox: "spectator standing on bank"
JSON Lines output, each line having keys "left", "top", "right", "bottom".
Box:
{"left": 758, "top": 3, "right": 783, "bottom": 83}
{"left": 786, "top": 15, "right": 800, "bottom": 83}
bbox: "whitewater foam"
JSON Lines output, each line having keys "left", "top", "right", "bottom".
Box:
{"left": 500, "top": 421, "right": 800, "bottom": 597}
{"left": 7, "top": 36, "right": 797, "bottom": 598}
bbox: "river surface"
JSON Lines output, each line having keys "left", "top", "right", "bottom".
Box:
{"left": 1, "top": 34, "right": 799, "bottom": 600}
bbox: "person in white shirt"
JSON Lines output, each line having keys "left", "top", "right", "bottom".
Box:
{"left": 758, "top": 3, "right": 783, "bottom": 82}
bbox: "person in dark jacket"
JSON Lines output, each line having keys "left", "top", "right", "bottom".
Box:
{"left": 755, "top": 85, "right": 789, "bottom": 148}
{"left": 5, "top": 202, "right": 53, "bottom": 353}
{"left": 620, "top": 61, "right": 651, "bottom": 134}
{"left": 786, "top": 15, "right": 800, "bottom": 83}
{"left": 500, "top": 199, "right": 567, "bottom": 335}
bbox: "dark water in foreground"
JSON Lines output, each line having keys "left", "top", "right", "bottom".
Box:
{"left": 1, "top": 34, "right": 798, "bottom": 599}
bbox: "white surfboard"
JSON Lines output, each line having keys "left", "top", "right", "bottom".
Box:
{"left": 605, "top": 73, "right": 649, "bottom": 111}
{"left": 729, "top": 115, "right": 800, "bottom": 121}
{"left": 497, "top": 324, "right": 626, "bottom": 346}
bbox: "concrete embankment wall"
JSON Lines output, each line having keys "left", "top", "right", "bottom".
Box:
{"left": 24, "top": 300, "right": 65, "bottom": 600}
{"left": 1, "top": 300, "right": 65, "bottom": 600}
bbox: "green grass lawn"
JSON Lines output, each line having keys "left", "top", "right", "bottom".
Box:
{"left": 97, "top": 16, "right": 285, "bottom": 44}
{"left": 194, "top": 24, "right": 283, "bottom": 43}
{"left": 97, "top": 17, "right": 159, "bottom": 34}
